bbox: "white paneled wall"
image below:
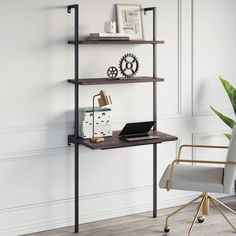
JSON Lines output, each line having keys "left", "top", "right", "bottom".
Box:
{"left": 0, "top": 0, "right": 235, "bottom": 235}
{"left": 192, "top": 0, "right": 236, "bottom": 116}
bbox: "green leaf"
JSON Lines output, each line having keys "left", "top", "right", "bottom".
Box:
{"left": 224, "top": 133, "right": 231, "bottom": 140}
{"left": 210, "top": 106, "right": 236, "bottom": 128}
{"left": 219, "top": 77, "right": 236, "bottom": 115}
{"left": 232, "top": 89, "right": 236, "bottom": 104}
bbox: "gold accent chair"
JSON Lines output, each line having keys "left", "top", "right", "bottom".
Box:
{"left": 159, "top": 126, "right": 236, "bottom": 235}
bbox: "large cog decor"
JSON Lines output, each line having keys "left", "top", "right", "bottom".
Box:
{"left": 119, "top": 53, "right": 139, "bottom": 78}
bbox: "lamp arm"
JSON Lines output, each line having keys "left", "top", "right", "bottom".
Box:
{"left": 92, "top": 94, "right": 100, "bottom": 138}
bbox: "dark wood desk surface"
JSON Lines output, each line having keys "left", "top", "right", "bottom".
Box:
{"left": 76, "top": 130, "right": 178, "bottom": 150}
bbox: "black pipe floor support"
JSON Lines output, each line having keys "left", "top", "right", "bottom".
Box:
{"left": 67, "top": 4, "right": 79, "bottom": 233}
{"left": 144, "top": 6, "right": 158, "bottom": 219}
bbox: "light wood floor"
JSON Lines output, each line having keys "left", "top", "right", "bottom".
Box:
{"left": 24, "top": 196, "right": 236, "bottom": 236}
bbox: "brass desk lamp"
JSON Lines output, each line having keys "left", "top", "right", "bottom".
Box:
{"left": 90, "top": 90, "right": 112, "bottom": 142}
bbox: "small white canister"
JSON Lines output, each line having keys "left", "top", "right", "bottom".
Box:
{"left": 104, "top": 21, "right": 116, "bottom": 33}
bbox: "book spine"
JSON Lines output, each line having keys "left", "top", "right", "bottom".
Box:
{"left": 88, "top": 37, "right": 129, "bottom": 41}
{"left": 98, "top": 37, "right": 129, "bottom": 41}
{"left": 90, "top": 33, "right": 129, "bottom": 37}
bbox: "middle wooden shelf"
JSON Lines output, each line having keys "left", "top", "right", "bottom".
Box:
{"left": 68, "top": 76, "right": 164, "bottom": 85}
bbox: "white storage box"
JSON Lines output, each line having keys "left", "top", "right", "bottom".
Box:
{"left": 79, "top": 107, "right": 112, "bottom": 138}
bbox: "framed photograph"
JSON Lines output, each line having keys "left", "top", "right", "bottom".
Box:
{"left": 116, "top": 4, "right": 144, "bottom": 40}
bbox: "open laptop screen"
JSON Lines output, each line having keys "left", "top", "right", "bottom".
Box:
{"left": 119, "top": 121, "right": 156, "bottom": 137}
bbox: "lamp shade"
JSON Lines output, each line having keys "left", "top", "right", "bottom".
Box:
{"left": 98, "top": 90, "right": 112, "bottom": 107}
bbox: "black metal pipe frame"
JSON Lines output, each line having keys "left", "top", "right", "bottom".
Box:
{"left": 144, "top": 7, "right": 157, "bottom": 218}
{"left": 67, "top": 4, "right": 79, "bottom": 233}
{"left": 67, "top": 4, "right": 158, "bottom": 233}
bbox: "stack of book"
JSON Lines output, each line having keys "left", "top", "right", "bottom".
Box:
{"left": 87, "top": 33, "right": 129, "bottom": 41}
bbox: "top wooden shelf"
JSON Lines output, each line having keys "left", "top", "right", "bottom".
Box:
{"left": 68, "top": 40, "right": 165, "bottom": 45}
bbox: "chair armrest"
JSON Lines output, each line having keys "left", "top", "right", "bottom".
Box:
{"left": 167, "top": 159, "right": 236, "bottom": 191}
{"left": 177, "top": 144, "right": 228, "bottom": 160}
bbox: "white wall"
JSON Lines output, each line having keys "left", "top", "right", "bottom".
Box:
{"left": 0, "top": 0, "right": 235, "bottom": 235}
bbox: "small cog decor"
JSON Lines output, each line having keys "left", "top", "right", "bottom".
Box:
{"left": 107, "top": 66, "right": 118, "bottom": 79}
{"left": 119, "top": 53, "right": 139, "bottom": 78}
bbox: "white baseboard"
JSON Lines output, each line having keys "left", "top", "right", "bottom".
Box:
{"left": 0, "top": 186, "right": 220, "bottom": 236}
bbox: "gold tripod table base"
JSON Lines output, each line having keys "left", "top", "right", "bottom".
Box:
{"left": 164, "top": 192, "right": 236, "bottom": 236}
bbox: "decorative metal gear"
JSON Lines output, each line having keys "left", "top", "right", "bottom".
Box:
{"left": 119, "top": 53, "right": 139, "bottom": 78}
{"left": 107, "top": 66, "right": 118, "bottom": 79}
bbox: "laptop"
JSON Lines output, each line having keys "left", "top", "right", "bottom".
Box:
{"left": 119, "top": 121, "right": 160, "bottom": 141}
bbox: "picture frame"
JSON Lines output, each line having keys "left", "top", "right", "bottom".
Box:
{"left": 116, "top": 4, "right": 144, "bottom": 40}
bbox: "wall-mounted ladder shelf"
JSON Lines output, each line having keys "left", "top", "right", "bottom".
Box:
{"left": 67, "top": 4, "right": 178, "bottom": 233}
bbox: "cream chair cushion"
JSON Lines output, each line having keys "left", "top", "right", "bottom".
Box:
{"left": 159, "top": 164, "right": 224, "bottom": 193}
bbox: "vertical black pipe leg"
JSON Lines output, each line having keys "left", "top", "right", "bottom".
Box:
{"left": 152, "top": 7, "right": 157, "bottom": 218}
{"left": 235, "top": 180, "right": 236, "bottom": 195}
{"left": 75, "top": 143, "right": 79, "bottom": 233}
{"left": 67, "top": 4, "right": 80, "bottom": 233}
{"left": 143, "top": 7, "right": 158, "bottom": 218}
{"left": 153, "top": 144, "right": 157, "bottom": 218}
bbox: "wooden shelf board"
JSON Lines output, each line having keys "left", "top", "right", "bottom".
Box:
{"left": 68, "top": 76, "right": 164, "bottom": 85}
{"left": 68, "top": 131, "right": 178, "bottom": 150}
{"left": 68, "top": 40, "right": 164, "bottom": 45}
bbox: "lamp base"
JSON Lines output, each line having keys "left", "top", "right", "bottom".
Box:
{"left": 90, "top": 137, "right": 105, "bottom": 143}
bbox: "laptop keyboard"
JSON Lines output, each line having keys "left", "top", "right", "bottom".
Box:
{"left": 125, "top": 135, "right": 160, "bottom": 141}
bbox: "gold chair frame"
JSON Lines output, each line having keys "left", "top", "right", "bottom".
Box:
{"left": 164, "top": 144, "right": 236, "bottom": 235}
